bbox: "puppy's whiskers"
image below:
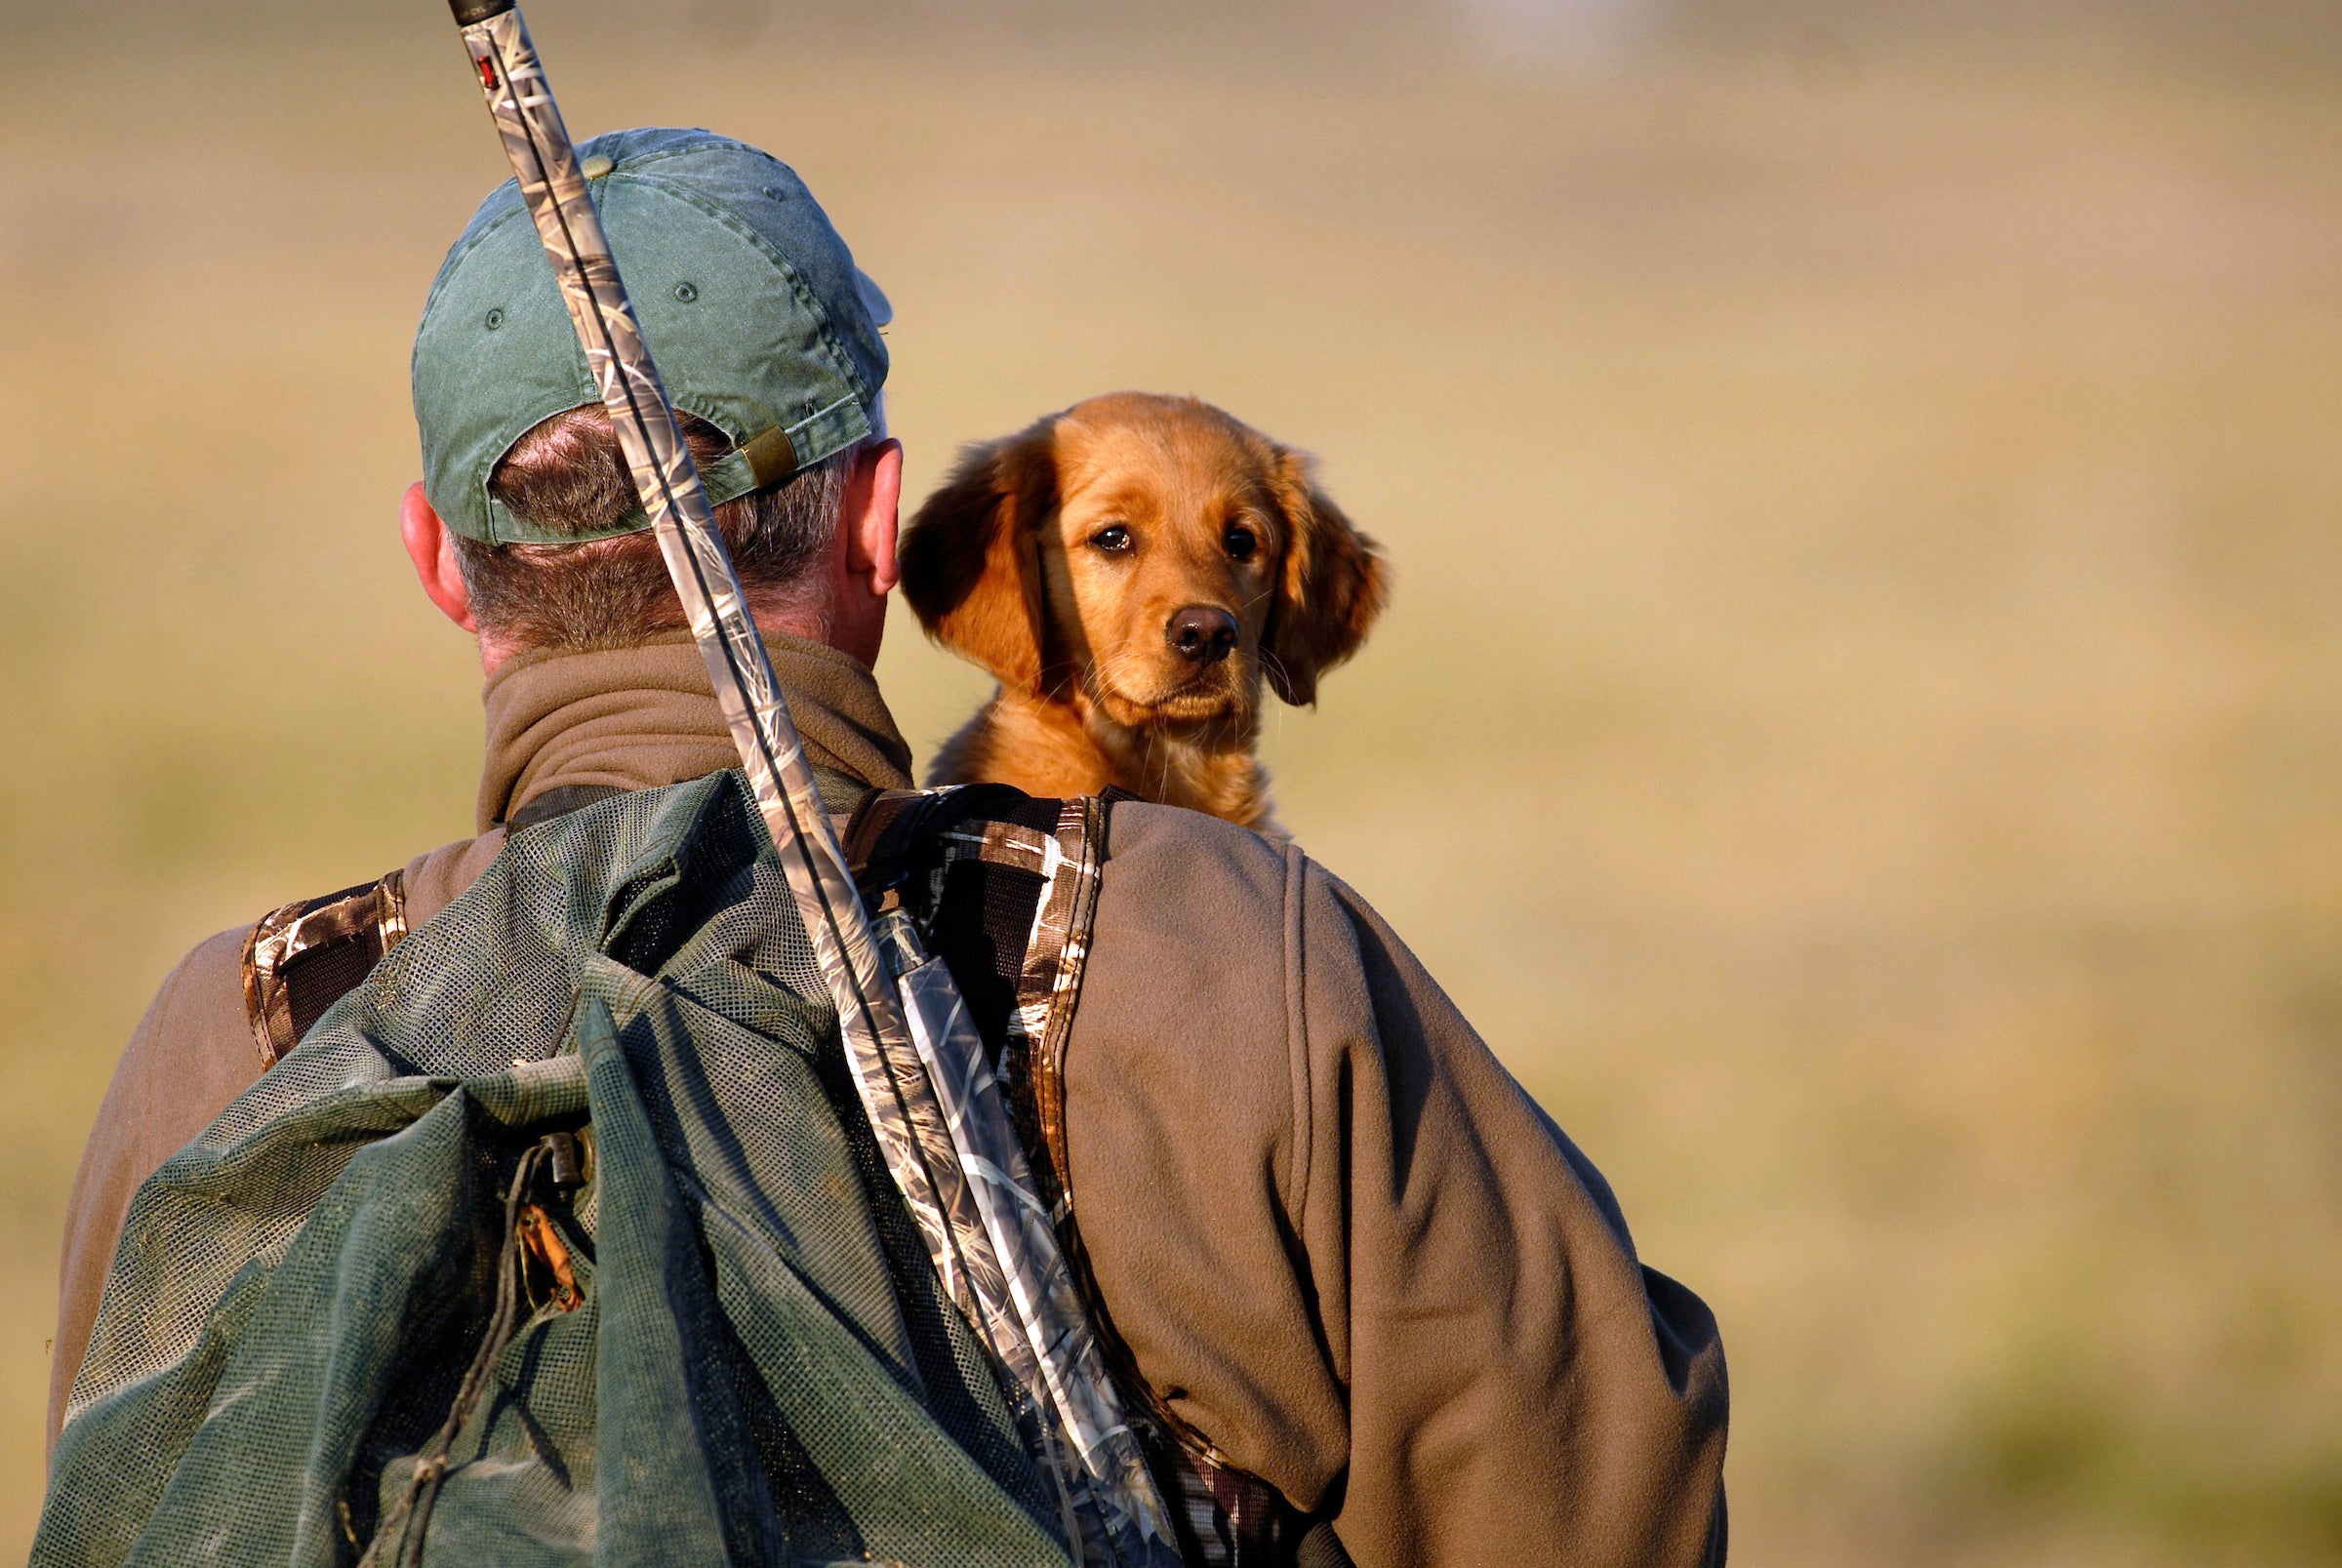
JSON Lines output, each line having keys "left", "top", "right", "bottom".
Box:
{"left": 1260, "top": 648, "right": 1297, "bottom": 697}
{"left": 1086, "top": 647, "right": 1162, "bottom": 707}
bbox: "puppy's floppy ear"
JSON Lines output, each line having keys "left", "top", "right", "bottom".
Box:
{"left": 901, "top": 422, "right": 1058, "bottom": 693}
{"left": 1264, "top": 446, "right": 1389, "bottom": 706}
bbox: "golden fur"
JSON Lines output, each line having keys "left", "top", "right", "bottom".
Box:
{"left": 901, "top": 392, "right": 1388, "bottom": 829}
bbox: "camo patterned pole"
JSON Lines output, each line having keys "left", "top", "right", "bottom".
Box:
{"left": 443, "top": 3, "right": 1176, "bottom": 1561}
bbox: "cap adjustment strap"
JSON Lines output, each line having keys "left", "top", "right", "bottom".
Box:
{"left": 477, "top": 420, "right": 809, "bottom": 544}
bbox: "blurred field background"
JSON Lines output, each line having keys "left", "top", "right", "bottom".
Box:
{"left": 4, "top": 0, "right": 2340, "bottom": 1561}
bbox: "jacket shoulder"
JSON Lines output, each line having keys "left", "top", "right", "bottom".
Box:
{"left": 147, "top": 924, "right": 257, "bottom": 1067}
{"left": 1094, "top": 802, "right": 1381, "bottom": 1010}
{"left": 1099, "top": 800, "right": 1294, "bottom": 904}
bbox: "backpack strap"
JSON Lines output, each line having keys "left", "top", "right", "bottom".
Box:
{"left": 241, "top": 869, "right": 411, "bottom": 1067}
{"left": 241, "top": 770, "right": 882, "bottom": 1074}
{"left": 841, "top": 786, "right": 1346, "bottom": 1568}
{"left": 843, "top": 784, "right": 1031, "bottom": 906}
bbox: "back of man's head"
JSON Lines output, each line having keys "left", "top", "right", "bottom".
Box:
{"left": 410, "top": 127, "right": 893, "bottom": 653}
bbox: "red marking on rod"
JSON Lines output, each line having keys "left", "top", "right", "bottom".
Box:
{"left": 477, "top": 57, "right": 498, "bottom": 90}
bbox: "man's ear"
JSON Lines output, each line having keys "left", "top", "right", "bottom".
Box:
{"left": 842, "top": 438, "right": 905, "bottom": 592}
{"left": 401, "top": 481, "right": 478, "bottom": 633}
{"left": 900, "top": 422, "right": 1057, "bottom": 693}
{"left": 1264, "top": 448, "right": 1389, "bottom": 706}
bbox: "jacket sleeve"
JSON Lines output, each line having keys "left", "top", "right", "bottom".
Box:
{"left": 49, "top": 926, "right": 262, "bottom": 1453}
{"left": 1063, "top": 805, "right": 1728, "bottom": 1567}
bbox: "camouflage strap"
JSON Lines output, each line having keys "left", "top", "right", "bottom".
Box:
{"left": 858, "top": 790, "right": 1164, "bottom": 1557}
{"left": 854, "top": 789, "right": 1345, "bottom": 1568}
{"left": 241, "top": 870, "right": 410, "bottom": 1067}
{"left": 445, "top": 8, "right": 1174, "bottom": 1560}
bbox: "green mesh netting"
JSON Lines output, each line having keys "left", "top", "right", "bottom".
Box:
{"left": 36, "top": 771, "right": 1070, "bottom": 1568}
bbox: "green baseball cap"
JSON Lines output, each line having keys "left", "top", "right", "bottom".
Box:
{"left": 413, "top": 126, "right": 892, "bottom": 544}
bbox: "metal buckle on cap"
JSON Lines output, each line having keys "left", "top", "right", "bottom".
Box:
{"left": 738, "top": 424, "right": 800, "bottom": 489}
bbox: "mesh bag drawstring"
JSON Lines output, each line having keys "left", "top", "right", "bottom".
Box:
{"left": 358, "top": 1135, "right": 574, "bottom": 1568}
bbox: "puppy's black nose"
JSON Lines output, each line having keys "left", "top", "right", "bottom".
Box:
{"left": 1167, "top": 605, "right": 1238, "bottom": 665}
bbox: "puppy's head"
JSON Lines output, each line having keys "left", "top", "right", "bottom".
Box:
{"left": 902, "top": 393, "right": 1388, "bottom": 733}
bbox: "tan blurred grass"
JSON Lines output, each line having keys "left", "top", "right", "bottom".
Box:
{"left": 4, "top": 6, "right": 2340, "bottom": 1563}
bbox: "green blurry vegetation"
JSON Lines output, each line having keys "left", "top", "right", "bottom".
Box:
{"left": 3, "top": 3, "right": 2338, "bottom": 1563}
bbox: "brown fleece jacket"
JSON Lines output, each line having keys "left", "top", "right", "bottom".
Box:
{"left": 50, "top": 636, "right": 1727, "bottom": 1567}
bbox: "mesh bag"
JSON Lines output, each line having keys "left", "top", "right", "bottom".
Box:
{"left": 35, "top": 772, "right": 1070, "bottom": 1568}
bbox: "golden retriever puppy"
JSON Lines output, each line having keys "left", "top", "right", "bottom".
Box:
{"left": 900, "top": 392, "right": 1388, "bottom": 830}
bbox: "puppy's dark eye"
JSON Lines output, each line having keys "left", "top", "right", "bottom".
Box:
{"left": 1223, "top": 523, "right": 1259, "bottom": 562}
{"left": 1091, "top": 524, "right": 1132, "bottom": 553}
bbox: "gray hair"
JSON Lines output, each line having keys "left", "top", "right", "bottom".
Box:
{"left": 455, "top": 404, "right": 875, "bottom": 653}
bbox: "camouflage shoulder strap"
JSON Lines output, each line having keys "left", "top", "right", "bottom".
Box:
{"left": 241, "top": 870, "right": 411, "bottom": 1067}
{"left": 846, "top": 786, "right": 1350, "bottom": 1568}
{"left": 236, "top": 768, "right": 885, "bottom": 1073}
{"left": 238, "top": 784, "right": 618, "bottom": 1068}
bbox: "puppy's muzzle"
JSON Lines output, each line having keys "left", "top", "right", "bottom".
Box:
{"left": 1167, "top": 605, "right": 1238, "bottom": 666}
